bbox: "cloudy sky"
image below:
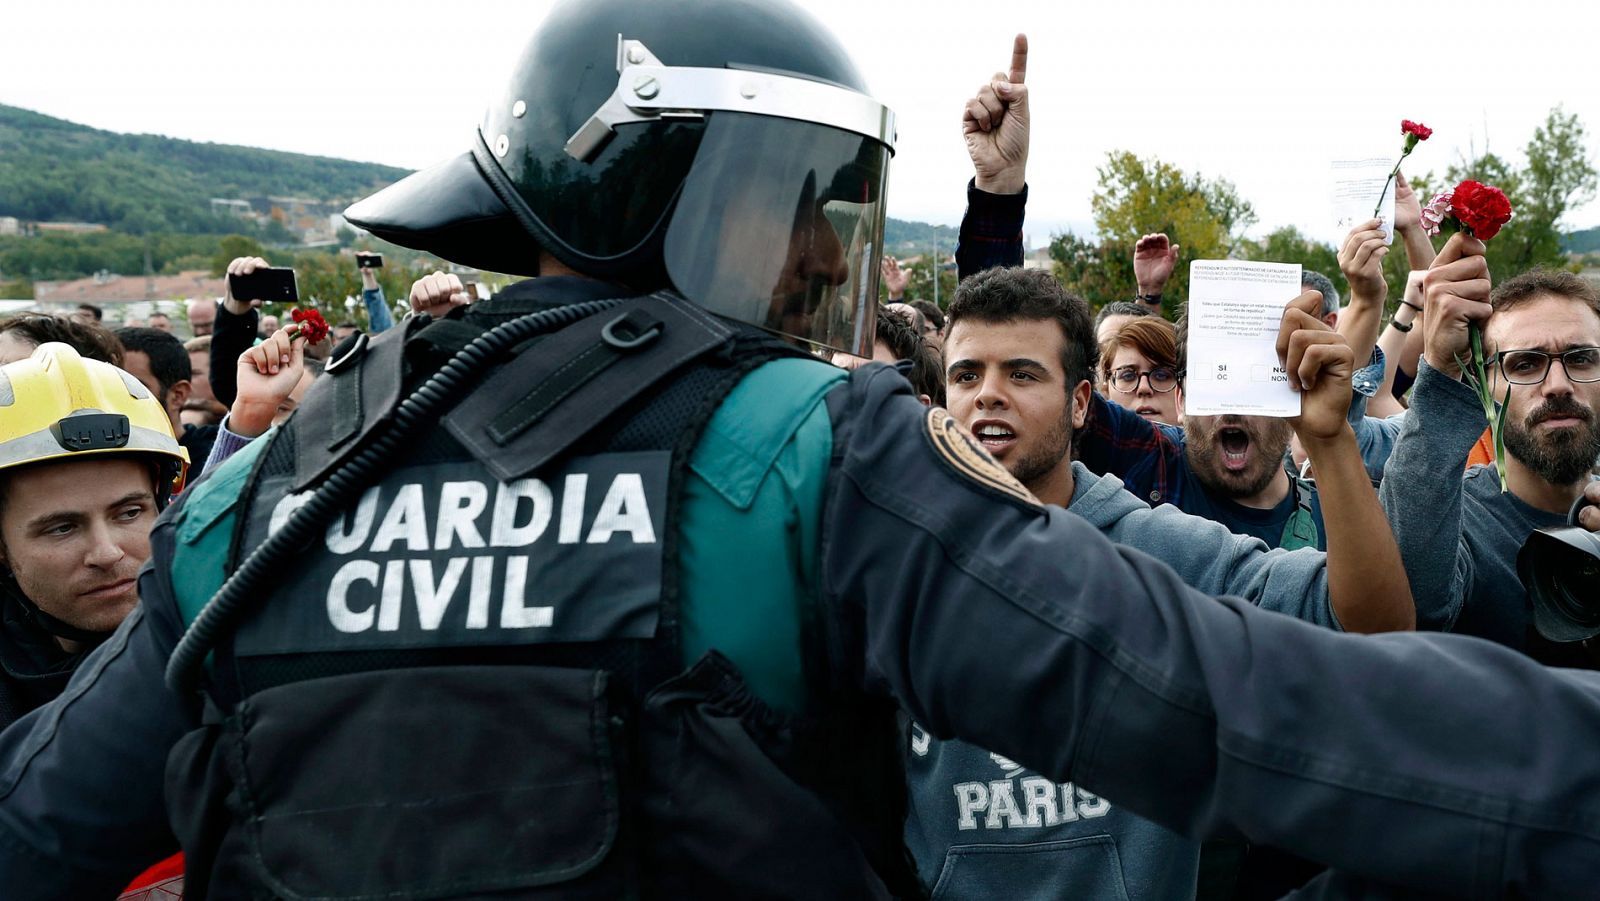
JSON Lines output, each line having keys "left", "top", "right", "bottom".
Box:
{"left": 5, "top": 0, "right": 1597, "bottom": 247}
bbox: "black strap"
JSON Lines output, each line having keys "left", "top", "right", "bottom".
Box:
{"left": 445, "top": 293, "right": 734, "bottom": 483}
{"left": 2, "top": 579, "right": 110, "bottom": 647}
{"left": 290, "top": 317, "right": 420, "bottom": 493}
{"left": 329, "top": 359, "right": 362, "bottom": 449}
{"left": 486, "top": 307, "right": 665, "bottom": 445}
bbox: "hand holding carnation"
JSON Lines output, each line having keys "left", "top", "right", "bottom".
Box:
{"left": 289, "top": 308, "right": 330, "bottom": 345}
{"left": 1420, "top": 179, "right": 1515, "bottom": 490}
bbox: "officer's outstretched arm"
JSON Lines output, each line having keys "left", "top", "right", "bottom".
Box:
{"left": 821, "top": 364, "right": 1600, "bottom": 899}
{"left": 0, "top": 511, "right": 199, "bottom": 894}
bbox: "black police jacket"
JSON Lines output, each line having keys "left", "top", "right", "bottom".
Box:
{"left": 0, "top": 588, "right": 86, "bottom": 732}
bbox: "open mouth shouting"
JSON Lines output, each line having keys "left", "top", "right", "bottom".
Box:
{"left": 971, "top": 419, "right": 1018, "bottom": 456}
{"left": 1218, "top": 425, "right": 1253, "bottom": 472}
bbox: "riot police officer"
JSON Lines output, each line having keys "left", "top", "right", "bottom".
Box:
{"left": 2, "top": 2, "right": 1600, "bottom": 898}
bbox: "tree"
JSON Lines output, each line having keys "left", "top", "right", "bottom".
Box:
{"left": 898, "top": 252, "right": 957, "bottom": 309}
{"left": 0, "top": 276, "right": 32, "bottom": 299}
{"left": 1524, "top": 106, "right": 1597, "bottom": 238}
{"left": 1238, "top": 226, "right": 1341, "bottom": 283}
{"left": 1428, "top": 107, "right": 1596, "bottom": 283}
{"left": 1048, "top": 231, "right": 1128, "bottom": 310}
{"left": 211, "top": 234, "right": 266, "bottom": 276}
{"left": 291, "top": 251, "right": 355, "bottom": 309}
{"left": 1052, "top": 151, "right": 1259, "bottom": 309}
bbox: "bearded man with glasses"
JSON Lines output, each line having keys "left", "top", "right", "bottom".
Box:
{"left": 1381, "top": 245, "right": 1600, "bottom": 668}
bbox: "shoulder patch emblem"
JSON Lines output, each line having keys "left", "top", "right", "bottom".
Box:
{"left": 923, "top": 407, "right": 1041, "bottom": 509}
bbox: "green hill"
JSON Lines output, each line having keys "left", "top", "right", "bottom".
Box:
{"left": 0, "top": 104, "right": 408, "bottom": 234}
{"left": 884, "top": 218, "right": 958, "bottom": 251}
{"left": 0, "top": 103, "right": 956, "bottom": 280}
{"left": 1565, "top": 225, "right": 1600, "bottom": 255}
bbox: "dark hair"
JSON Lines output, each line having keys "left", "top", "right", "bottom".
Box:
{"left": 1093, "top": 301, "right": 1152, "bottom": 332}
{"left": 874, "top": 308, "right": 923, "bottom": 363}
{"left": 0, "top": 312, "right": 124, "bottom": 366}
{"left": 909, "top": 300, "right": 945, "bottom": 331}
{"left": 75, "top": 303, "right": 103, "bottom": 321}
{"left": 1302, "top": 270, "right": 1340, "bottom": 317}
{"left": 147, "top": 311, "right": 172, "bottom": 323}
{"left": 907, "top": 340, "right": 945, "bottom": 407}
{"left": 113, "top": 327, "right": 191, "bottom": 395}
{"left": 946, "top": 267, "right": 1098, "bottom": 392}
{"left": 1490, "top": 268, "right": 1600, "bottom": 318}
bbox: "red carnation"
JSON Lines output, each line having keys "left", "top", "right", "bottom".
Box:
{"left": 1377, "top": 118, "right": 1433, "bottom": 218}
{"left": 1451, "top": 180, "right": 1513, "bottom": 241}
{"left": 290, "top": 307, "right": 330, "bottom": 344}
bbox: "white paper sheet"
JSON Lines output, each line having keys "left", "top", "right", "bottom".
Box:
{"left": 1183, "top": 260, "right": 1302, "bottom": 418}
{"left": 1330, "top": 157, "right": 1397, "bottom": 246}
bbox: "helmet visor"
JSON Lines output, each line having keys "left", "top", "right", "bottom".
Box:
{"left": 664, "top": 112, "right": 890, "bottom": 357}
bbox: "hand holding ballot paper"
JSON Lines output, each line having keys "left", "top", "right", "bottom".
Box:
{"left": 1186, "top": 261, "right": 1304, "bottom": 417}
{"left": 1331, "top": 157, "right": 1398, "bottom": 245}
{"left": 1329, "top": 121, "right": 1432, "bottom": 247}
{"left": 1185, "top": 261, "right": 1358, "bottom": 441}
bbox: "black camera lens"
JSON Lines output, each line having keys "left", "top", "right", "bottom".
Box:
{"left": 1519, "top": 496, "right": 1600, "bottom": 642}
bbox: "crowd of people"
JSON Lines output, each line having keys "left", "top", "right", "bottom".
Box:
{"left": 0, "top": 1, "right": 1598, "bottom": 898}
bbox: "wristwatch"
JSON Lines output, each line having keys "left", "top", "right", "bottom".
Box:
{"left": 1390, "top": 317, "right": 1414, "bottom": 332}
{"left": 1136, "top": 293, "right": 1163, "bottom": 307}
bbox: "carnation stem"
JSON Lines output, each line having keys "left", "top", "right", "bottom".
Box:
{"left": 1491, "top": 381, "right": 1510, "bottom": 493}
{"left": 1465, "top": 322, "right": 1510, "bottom": 493}
{"left": 1372, "top": 154, "right": 1409, "bottom": 220}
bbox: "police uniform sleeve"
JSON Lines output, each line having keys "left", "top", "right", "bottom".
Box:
{"left": 0, "top": 502, "right": 199, "bottom": 894}
{"left": 819, "top": 363, "right": 1600, "bottom": 899}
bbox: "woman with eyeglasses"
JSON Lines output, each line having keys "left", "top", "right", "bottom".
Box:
{"left": 1099, "top": 315, "right": 1183, "bottom": 425}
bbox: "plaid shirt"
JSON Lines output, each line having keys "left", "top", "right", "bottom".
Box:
{"left": 955, "top": 179, "right": 1028, "bottom": 275}
{"left": 1080, "top": 393, "right": 1187, "bottom": 506}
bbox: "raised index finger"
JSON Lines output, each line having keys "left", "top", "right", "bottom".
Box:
{"left": 1009, "top": 33, "right": 1028, "bottom": 85}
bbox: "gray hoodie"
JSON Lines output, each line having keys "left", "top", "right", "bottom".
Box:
{"left": 1067, "top": 463, "right": 1339, "bottom": 627}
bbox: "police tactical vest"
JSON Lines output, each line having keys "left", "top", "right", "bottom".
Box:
{"left": 165, "top": 291, "right": 921, "bottom": 900}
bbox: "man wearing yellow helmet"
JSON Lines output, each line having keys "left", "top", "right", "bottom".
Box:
{"left": 0, "top": 343, "right": 188, "bottom": 729}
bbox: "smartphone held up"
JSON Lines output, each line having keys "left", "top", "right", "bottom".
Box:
{"left": 228, "top": 267, "right": 299, "bottom": 304}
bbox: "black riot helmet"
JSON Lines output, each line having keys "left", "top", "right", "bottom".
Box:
{"left": 345, "top": 0, "right": 897, "bottom": 356}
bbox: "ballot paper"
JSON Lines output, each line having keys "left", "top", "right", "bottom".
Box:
{"left": 1330, "top": 157, "right": 1397, "bottom": 246}
{"left": 1184, "top": 260, "right": 1302, "bottom": 418}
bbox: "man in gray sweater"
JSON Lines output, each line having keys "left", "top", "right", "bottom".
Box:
{"left": 1381, "top": 240, "right": 1600, "bottom": 668}
{"left": 909, "top": 264, "right": 1416, "bottom": 900}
